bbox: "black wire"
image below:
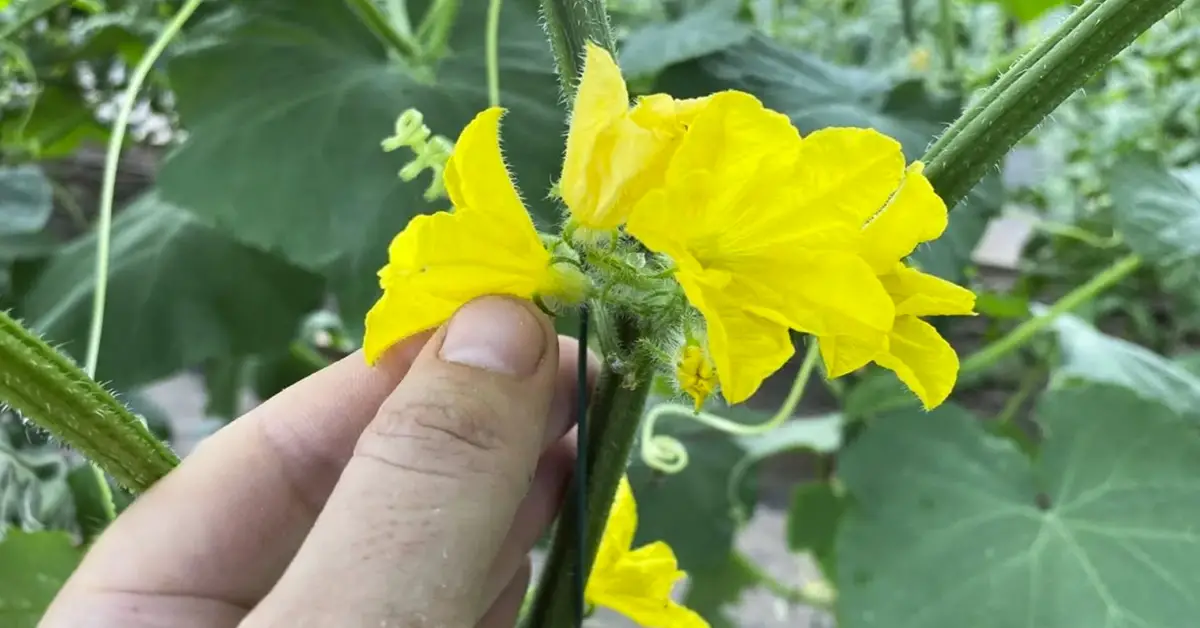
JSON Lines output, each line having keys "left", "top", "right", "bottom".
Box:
{"left": 574, "top": 304, "right": 589, "bottom": 627}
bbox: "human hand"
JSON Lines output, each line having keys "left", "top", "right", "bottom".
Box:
{"left": 42, "top": 296, "right": 596, "bottom": 627}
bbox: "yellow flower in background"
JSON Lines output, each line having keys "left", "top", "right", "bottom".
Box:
{"left": 586, "top": 476, "right": 708, "bottom": 628}
{"left": 363, "top": 107, "right": 587, "bottom": 363}
{"left": 560, "top": 42, "right": 709, "bottom": 230}
{"left": 627, "top": 92, "right": 896, "bottom": 405}
{"left": 818, "top": 162, "right": 976, "bottom": 408}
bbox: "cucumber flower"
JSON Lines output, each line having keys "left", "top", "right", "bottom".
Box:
{"left": 362, "top": 107, "right": 588, "bottom": 363}
{"left": 560, "top": 42, "right": 709, "bottom": 231}
{"left": 585, "top": 476, "right": 708, "bottom": 627}
{"left": 626, "top": 91, "right": 897, "bottom": 405}
{"left": 819, "top": 162, "right": 977, "bottom": 408}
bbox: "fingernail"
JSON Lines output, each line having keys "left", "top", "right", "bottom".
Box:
{"left": 440, "top": 297, "right": 546, "bottom": 377}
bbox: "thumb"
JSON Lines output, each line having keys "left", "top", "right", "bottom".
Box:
{"left": 245, "top": 296, "right": 562, "bottom": 627}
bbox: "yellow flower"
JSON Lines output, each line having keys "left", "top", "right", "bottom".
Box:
{"left": 676, "top": 343, "right": 717, "bottom": 411}
{"left": 586, "top": 476, "right": 708, "bottom": 628}
{"left": 626, "top": 92, "right": 896, "bottom": 405}
{"left": 560, "top": 42, "right": 709, "bottom": 230}
{"left": 363, "top": 107, "right": 587, "bottom": 363}
{"left": 818, "top": 163, "right": 977, "bottom": 408}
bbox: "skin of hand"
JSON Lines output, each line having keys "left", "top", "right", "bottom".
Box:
{"left": 41, "top": 296, "right": 597, "bottom": 628}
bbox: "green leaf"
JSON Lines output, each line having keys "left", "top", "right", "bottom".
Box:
{"left": 157, "top": 0, "right": 565, "bottom": 324}
{"left": 0, "top": 529, "right": 81, "bottom": 628}
{"left": 786, "top": 482, "right": 843, "bottom": 579}
{"left": 627, "top": 416, "right": 753, "bottom": 624}
{"left": 1047, "top": 311, "right": 1200, "bottom": 416}
{"left": 1, "top": 85, "right": 108, "bottom": 159}
{"left": 628, "top": 419, "right": 752, "bottom": 572}
{"left": 837, "top": 386, "right": 1200, "bottom": 627}
{"left": 1109, "top": 153, "right": 1200, "bottom": 275}
{"left": 619, "top": 1, "right": 751, "bottom": 78}
{"left": 202, "top": 357, "right": 247, "bottom": 422}
{"left": 19, "top": 192, "right": 325, "bottom": 389}
{"left": 682, "top": 551, "right": 761, "bottom": 628}
{"left": 727, "top": 412, "right": 842, "bottom": 520}
{"left": 0, "top": 165, "right": 52, "bottom": 236}
{"left": 843, "top": 370, "right": 914, "bottom": 419}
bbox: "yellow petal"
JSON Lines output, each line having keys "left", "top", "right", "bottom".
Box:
{"left": 881, "top": 264, "right": 977, "bottom": 318}
{"left": 861, "top": 163, "right": 948, "bottom": 273}
{"left": 817, "top": 332, "right": 886, "bottom": 379}
{"left": 442, "top": 108, "right": 531, "bottom": 231}
{"left": 561, "top": 43, "right": 630, "bottom": 227}
{"left": 586, "top": 541, "right": 709, "bottom": 628}
{"left": 663, "top": 91, "right": 798, "bottom": 207}
{"left": 676, "top": 270, "right": 795, "bottom": 404}
{"left": 874, "top": 316, "right": 960, "bottom": 409}
{"left": 363, "top": 109, "right": 549, "bottom": 364}
{"left": 560, "top": 43, "right": 683, "bottom": 229}
{"left": 592, "top": 475, "right": 638, "bottom": 575}
{"left": 629, "top": 93, "right": 711, "bottom": 131}
{"left": 791, "top": 127, "right": 906, "bottom": 226}
{"left": 363, "top": 209, "right": 550, "bottom": 363}
{"left": 742, "top": 251, "right": 896, "bottom": 339}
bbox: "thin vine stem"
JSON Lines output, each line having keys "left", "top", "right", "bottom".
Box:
{"left": 924, "top": 0, "right": 1186, "bottom": 210}
{"left": 640, "top": 340, "right": 821, "bottom": 473}
{"left": 854, "top": 253, "right": 1143, "bottom": 418}
{"left": 959, "top": 253, "right": 1142, "bottom": 374}
{"left": 344, "top": 0, "right": 422, "bottom": 60}
{"left": 87, "top": 0, "right": 205, "bottom": 379}
{"left": 486, "top": 0, "right": 503, "bottom": 107}
{"left": 734, "top": 551, "right": 834, "bottom": 610}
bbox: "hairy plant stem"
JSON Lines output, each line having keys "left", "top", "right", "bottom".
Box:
{"left": 923, "top": 0, "right": 1186, "bottom": 210}
{"left": 538, "top": 0, "right": 616, "bottom": 96}
{"left": 523, "top": 316, "right": 652, "bottom": 627}
{"left": 0, "top": 311, "right": 179, "bottom": 492}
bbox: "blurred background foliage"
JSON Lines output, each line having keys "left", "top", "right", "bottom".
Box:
{"left": 4, "top": 0, "right": 1200, "bottom": 626}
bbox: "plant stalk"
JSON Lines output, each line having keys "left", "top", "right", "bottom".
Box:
{"left": 923, "top": 0, "right": 1186, "bottom": 210}
{"left": 344, "top": 0, "right": 422, "bottom": 60}
{"left": 522, "top": 317, "right": 652, "bottom": 627}
{"left": 538, "top": 0, "right": 616, "bottom": 96}
{"left": 0, "top": 311, "right": 179, "bottom": 492}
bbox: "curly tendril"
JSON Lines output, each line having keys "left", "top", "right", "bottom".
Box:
{"left": 382, "top": 108, "right": 454, "bottom": 201}
{"left": 639, "top": 341, "right": 822, "bottom": 473}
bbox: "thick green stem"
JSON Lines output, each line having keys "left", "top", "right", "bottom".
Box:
{"left": 923, "top": 0, "right": 1186, "bottom": 210}
{"left": 523, "top": 317, "right": 652, "bottom": 628}
{"left": 0, "top": 311, "right": 179, "bottom": 493}
{"left": 538, "top": 0, "right": 616, "bottom": 96}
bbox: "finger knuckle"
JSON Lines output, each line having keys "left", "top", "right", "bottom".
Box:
{"left": 358, "top": 383, "right": 511, "bottom": 475}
